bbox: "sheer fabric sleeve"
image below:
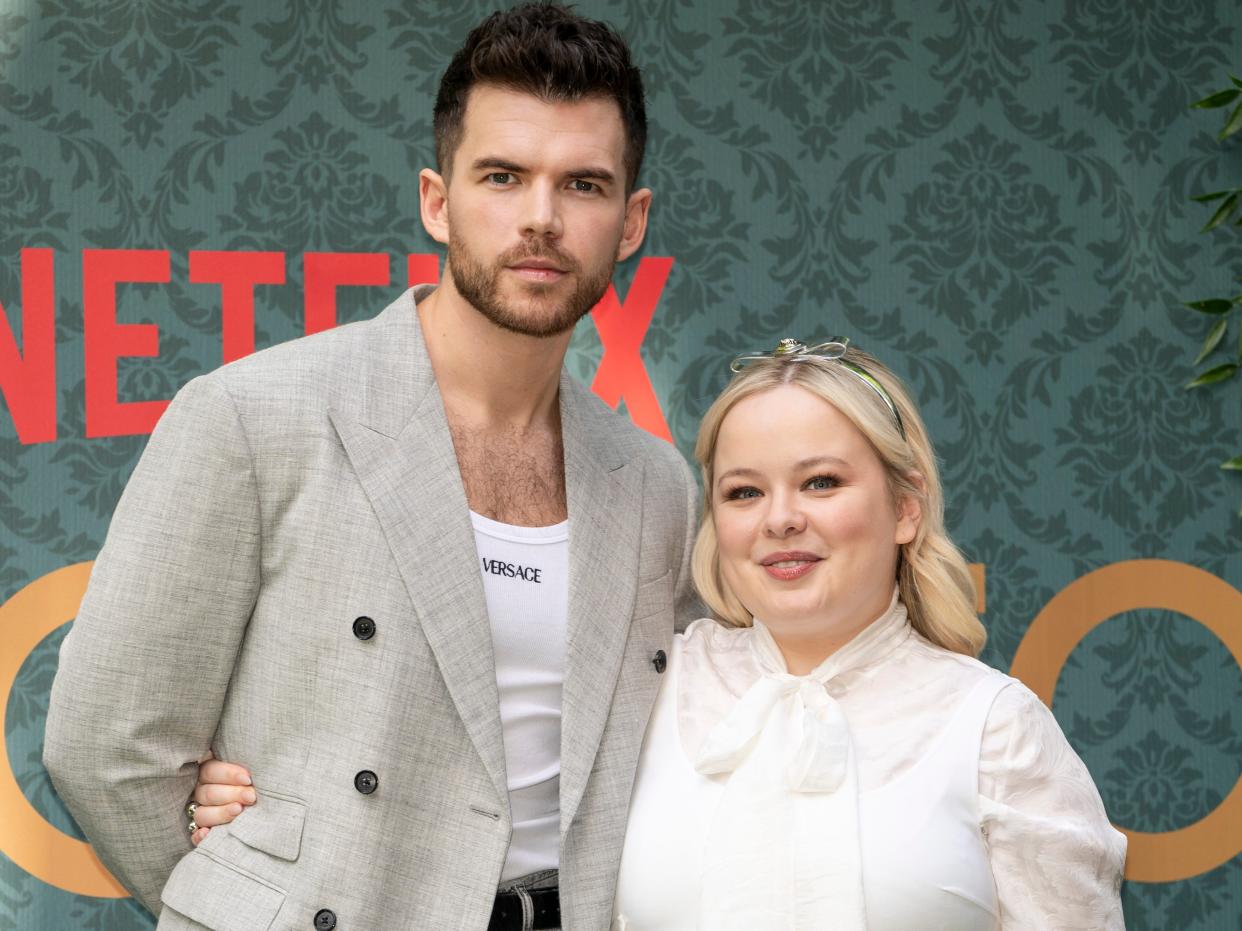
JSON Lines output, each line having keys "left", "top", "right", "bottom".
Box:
{"left": 978, "top": 681, "right": 1127, "bottom": 930}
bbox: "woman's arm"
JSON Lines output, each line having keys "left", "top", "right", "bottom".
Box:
{"left": 979, "top": 681, "right": 1127, "bottom": 930}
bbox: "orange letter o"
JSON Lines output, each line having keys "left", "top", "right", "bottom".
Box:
{"left": 0, "top": 562, "right": 127, "bottom": 897}
{"left": 1011, "top": 559, "right": 1242, "bottom": 883}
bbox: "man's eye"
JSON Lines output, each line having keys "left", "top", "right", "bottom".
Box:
{"left": 487, "top": 172, "right": 513, "bottom": 185}
{"left": 570, "top": 179, "right": 597, "bottom": 193}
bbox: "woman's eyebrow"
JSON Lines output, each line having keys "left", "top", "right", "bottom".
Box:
{"left": 793, "top": 455, "right": 848, "bottom": 470}
{"left": 716, "top": 467, "right": 759, "bottom": 486}
{"left": 716, "top": 456, "right": 849, "bottom": 487}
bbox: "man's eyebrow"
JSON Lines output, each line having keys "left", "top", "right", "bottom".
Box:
{"left": 567, "top": 166, "right": 616, "bottom": 184}
{"left": 471, "top": 157, "right": 526, "bottom": 173}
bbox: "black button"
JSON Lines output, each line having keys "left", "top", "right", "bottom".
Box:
{"left": 352, "top": 616, "right": 376, "bottom": 640}
{"left": 314, "top": 909, "right": 336, "bottom": 931}
{"left": 354, "top": 769, "right": 378, "bottom": 795}
{"left": 652, "top": 650, "right": 667, "bottom": 674}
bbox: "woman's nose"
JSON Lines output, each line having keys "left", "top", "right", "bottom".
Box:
{"left": 763, "top": 494, "right": 807, "bottom": 538}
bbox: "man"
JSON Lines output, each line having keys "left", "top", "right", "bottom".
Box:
{"left": 43, "top": 5, "right": 698, "bottom": 929}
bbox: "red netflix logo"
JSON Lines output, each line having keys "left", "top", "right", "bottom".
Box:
{"left": 0, "top": 250, "right": 674, "bottom": 444}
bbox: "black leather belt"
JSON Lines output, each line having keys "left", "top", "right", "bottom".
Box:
{"left": 487, "top": 886, "right": 560, "bottom": 931}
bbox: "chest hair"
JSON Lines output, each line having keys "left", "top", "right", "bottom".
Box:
{"left": 449, "top": 421, "right": 567, "bottom": 526}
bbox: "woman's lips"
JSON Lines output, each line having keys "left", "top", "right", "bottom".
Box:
{"left": 760, "top": 553, "right": 821, "bottom": 581}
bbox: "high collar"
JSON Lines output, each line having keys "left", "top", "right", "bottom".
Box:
{"left": 750, "top": 588, "right": 911, "bottom": 683}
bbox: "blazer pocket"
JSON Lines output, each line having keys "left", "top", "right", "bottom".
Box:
{"left": 632, "top": 569, "right": 674, "bottom": 622}
{"left": 228, "top": 788, "right": 307, "bottom": 861}
{"left": 161, "top": 848, "right": 285, "bottom": 931}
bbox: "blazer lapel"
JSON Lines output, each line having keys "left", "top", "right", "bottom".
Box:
{"left": 558, "top": 374, "right": 644, "bottom": 834}
{"left": 329, "top": 291, "right": 508, "bottom": 808}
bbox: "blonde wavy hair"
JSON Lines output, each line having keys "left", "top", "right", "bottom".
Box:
{"left": 690, "top": 345, "right": 985, "bottom": 657}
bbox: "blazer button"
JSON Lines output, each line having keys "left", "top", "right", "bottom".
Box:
{"left": 313, "top": 908, "right": 337, "bottom": 930}
{"left": 354, "top": 769, "right": 378, "bottom": 795}
{"left": 652, "top": 650, "right": 667, "bottom": 674}
{"left": 352, "top": 615, "right": 376, "bottom": 640}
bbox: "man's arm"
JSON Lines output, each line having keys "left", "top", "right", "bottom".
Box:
{"left": 43, "top": 373, "right": 262, "bottom": 914}
{"left": 672, "top": 454, "right": 703, "bottom": 630}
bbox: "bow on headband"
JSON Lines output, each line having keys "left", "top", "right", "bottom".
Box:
{"left": 730, "top": 336, "right": 907, "bottom": 440}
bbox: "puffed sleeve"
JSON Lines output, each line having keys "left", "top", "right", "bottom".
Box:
{"left": 978, "top": 681, "right": 1127, "bottom": 930}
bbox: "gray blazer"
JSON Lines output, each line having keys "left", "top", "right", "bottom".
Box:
{"left": 43, "top": 287, "right": 699, "bottom": 930}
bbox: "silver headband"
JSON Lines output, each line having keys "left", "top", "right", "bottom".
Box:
{"left": 730, "top": 337, "right": 907, "bottom": 439}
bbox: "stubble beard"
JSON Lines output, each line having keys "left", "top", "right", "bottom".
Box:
{"left": 449, "top": 237, "right": 615, "bottom": 338}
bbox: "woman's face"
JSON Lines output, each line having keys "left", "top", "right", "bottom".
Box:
{"left": 711, "top": 384, "right": 919, "bottom": 660}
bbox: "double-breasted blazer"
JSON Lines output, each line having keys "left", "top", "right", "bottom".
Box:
{"left": 44, "top": 286, "right": 699, "bottom": 930}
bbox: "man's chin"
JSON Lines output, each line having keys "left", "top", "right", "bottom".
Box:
{"left": 476, "top": 297, "right": 586, "bottom": 339}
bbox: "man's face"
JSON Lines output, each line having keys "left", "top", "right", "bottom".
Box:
{"left": 426, "top": 85, "right": 649, "bottom": 338}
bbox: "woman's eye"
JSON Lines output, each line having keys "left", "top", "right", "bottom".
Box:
{"left": 724, "top": 486, "right": 761, "bottom": 501}
{"left": 804, "top": 475, "right": 838, "bottom": 491}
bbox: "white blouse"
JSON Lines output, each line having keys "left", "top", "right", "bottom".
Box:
{"left": 613, "top": 595, "right": 1127, "bottom": 930}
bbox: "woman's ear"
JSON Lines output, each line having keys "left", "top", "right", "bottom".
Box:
{"left": 895, "top": 471, "right": 925, "bottom": 546}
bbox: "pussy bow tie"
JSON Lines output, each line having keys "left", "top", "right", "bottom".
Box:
{"left": 693, "top": 624, "right": 851, "bottom": 793}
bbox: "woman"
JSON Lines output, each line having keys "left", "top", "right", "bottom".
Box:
{"left": 189, "top": 337, "right": 1127, "bottom": 928}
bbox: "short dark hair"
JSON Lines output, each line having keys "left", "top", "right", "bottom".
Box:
{"left": 433, "top": 3, "right": 647, "bottom": 190}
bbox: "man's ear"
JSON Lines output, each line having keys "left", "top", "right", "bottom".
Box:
{"left": 420, "top": 168, "right": 450, "bottom": 246}
{"left": 895, "top": 470, "right": 925, "bottom": 546}
{"left": 615, "top": 186, "right": 652, "bottom": 261}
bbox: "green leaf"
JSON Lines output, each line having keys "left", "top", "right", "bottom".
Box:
{"left": 1220, "top": 101, "right": 1242, "bottom": 140}
{"left": 1195, "top": 318, "right": 1228, "bottom": 364}
{"left": 1191, "top": 189, "right": 1234, "bottom": 203}
{"left": 1193, "top": 88, "right": 1241, "bottom": 108}
{"left": 1202, "top": 192, "right": 1239, "bottom": 232}
{"left": 1186, "top": 362, "right": 1238, "bottom": 388}
{"left": 1184, "top": 298, "right": 1235, "bottom": 314}
{"left": 1233, "top": 75, "right": 1242, "bottom": 89}
{"left": 1221, "top": 454, "right": 1242, "bottom": 471}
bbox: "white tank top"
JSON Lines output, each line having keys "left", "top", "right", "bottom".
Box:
{"left": 471, "top": 511, "right": 569, "bottom": 882}
{"left": 613, "top": 635, "right": 1006, "bottom": 929}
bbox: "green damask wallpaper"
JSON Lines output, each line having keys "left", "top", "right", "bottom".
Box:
{"left": 3, "top": 1, "right": 1242, "bottom": 928}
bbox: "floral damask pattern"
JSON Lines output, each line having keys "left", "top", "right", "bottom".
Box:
{"left": 222, "top": 112, "right": 420, "bottom": 255}
{"left": 718, "top": 0, "right": 912, "bottom": 160}
{"left": 892, "top": 124, "right": 1074, "bottom": 364}
{"left": 1055, "top": 332, "right": 1234, "bottom": 551}
{"left": 0, "top": 138, "right": 67, "bottom": 300}
{"left": 38, "top": 0, "right": 241, "bottom": 148}
{"left": 1049, "top": 0, "right": 1234, "bottom": 164}
{"left": 256, "top": 1, "right": 373, "bottom": 94}
{"left": 1107, "top": 730, "right": 1223, "bottom": 831}
{"left": 922, "top": 0, "right": 1035, "bottom": 105}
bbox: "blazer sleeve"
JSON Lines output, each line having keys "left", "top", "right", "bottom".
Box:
{"left": 671, "top": 453, "right": 703, "bottom": 632}
{"left": 43, "top": 373, "right": 262, "bottom": 915}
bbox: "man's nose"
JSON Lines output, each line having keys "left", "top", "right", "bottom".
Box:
{"left": 521, "top": 181, "right": 563, "bottom": 239}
